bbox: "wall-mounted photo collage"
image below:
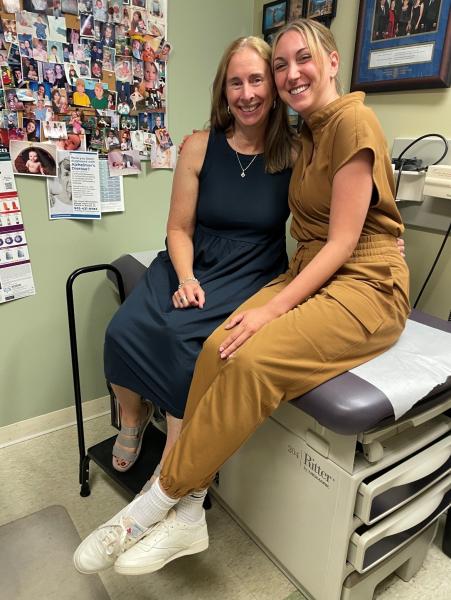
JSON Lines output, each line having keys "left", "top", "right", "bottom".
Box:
{"left": 0, "top": 0, "right": 175, "bottom": 178}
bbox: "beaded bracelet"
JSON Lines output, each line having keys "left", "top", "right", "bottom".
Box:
{"left": 178, "top": 277, "right": 199, "bottom": 289}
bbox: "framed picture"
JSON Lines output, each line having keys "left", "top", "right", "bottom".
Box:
{"left": 288, "top": 0, "right": 305, "bottom": 21}
{"left": 262, "top": 0, "right": 288, "bottom": 33}
{"left": 264, "top": 31, "right": 278, "bottom": 45}
{"left": 351, "top": 0, "right": 451, "bottom": 93}
{"left": 305, "top": 0, "right": 337, "bottom": 21}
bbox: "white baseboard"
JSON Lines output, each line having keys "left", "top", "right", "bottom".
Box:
{"left": 0, "top": 396, "right": 111, "bottom": 449}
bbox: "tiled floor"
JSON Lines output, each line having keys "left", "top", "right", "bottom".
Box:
{"left": 1, "top": 414, "right": 450, "bottom": 600}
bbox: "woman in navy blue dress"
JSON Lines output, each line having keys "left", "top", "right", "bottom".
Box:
{"left": 104, "top": 36, "right": 297, "bottom": 483}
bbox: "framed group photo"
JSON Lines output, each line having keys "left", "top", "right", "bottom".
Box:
{"left": 351, "top": 0, "right": 451, "bottom": 93}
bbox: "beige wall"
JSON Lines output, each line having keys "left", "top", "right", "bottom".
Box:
{"left": 254, "top": 0, "right": 451, "bottom": 320}
{"left": 0, "top": 0, "right": 253, "bottom": 428}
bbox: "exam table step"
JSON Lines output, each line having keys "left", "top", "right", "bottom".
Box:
{"left": 84, "top": 423, "right": 212, "bottom": 509}
{"left": 86, "top": 423, "right": 166, "bottom": 496}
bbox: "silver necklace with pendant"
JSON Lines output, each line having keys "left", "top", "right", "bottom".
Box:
{"left": 233, "top": 136, "right": 258, "bottom": 178}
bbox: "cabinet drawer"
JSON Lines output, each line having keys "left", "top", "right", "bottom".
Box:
{"left": 348, "top": 474, "right": 451, "bottom": 573}
{"left": 355, "top": 433, "right": 451, "bottom": 525}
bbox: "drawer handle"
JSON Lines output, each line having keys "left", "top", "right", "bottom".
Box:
{"left": 378, "top": 490, "right": 445, "bottom": 537}
{"left": 390, "top": 447, "right": 450, "bottom": 487}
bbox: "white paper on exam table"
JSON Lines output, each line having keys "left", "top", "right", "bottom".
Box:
{"left": 351, "top": 319, "right": 451, "bottom": 419}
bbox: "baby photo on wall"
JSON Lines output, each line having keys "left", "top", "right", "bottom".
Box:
{"left": 16, "top": 13, "right": 34, "bottom": 38}
{"left": 108, "top": 148, "right": 141, "bottom": 175}
{"left": 10, "top": 140, "right": 58, "bottom": 177}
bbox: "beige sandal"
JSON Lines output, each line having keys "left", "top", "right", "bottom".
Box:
{"left": 112, "top": 403, "right": 153, "bottom": 472}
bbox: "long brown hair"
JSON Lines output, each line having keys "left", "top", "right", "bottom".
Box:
{"left": 210, "top": 36, "right": 296, "bottom": 173}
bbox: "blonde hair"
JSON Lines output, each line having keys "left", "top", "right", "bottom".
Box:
{"left": 210, "top": 36, "right": 296, "bottom": 173}
{"left": 272, "top": 19, "right": 342, "bottom": 94}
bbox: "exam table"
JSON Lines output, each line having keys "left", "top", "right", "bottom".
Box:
{"left": 67, "top": 250, "right": 451, "bottom": 600}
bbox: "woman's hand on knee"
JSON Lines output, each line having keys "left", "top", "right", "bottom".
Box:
{"left": 219, "top": 306, "right": 278, "bottom": 359}
{"left": 396, "top": 237, "right": 405, "bottom": 258}
{"left": 172, "top": 281, "right": 205, "bottom": 309}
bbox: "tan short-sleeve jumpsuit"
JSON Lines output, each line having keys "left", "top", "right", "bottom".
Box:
{"left": 160, "top": 92, "right": 410, "bottom": 498}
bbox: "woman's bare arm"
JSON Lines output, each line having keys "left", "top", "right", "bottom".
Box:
{"left": 166, "top": 130, "right": 209, "bottom": 308}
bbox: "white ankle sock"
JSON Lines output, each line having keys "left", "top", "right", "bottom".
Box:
{"left": 174, "top": 489, "right": 207, "bottom": 524}
{"left": 127, "top": 478, "right": 178, "bottom": 528}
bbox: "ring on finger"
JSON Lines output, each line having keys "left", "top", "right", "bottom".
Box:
{"left": 180, "top": 295, "right": 187, "bottom": 303}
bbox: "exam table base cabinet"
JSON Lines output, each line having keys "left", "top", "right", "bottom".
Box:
{"left": 212, "top": 401, "right": 451, "bottom": 600}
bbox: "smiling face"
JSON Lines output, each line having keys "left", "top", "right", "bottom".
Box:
{"left": 273, "top": 29, "right": 339, "bottom": 119}
{"left": 225, "top": 47, "right": 274, "bottom": 132}
{"left": 144, "top": 62, "right": 157, "bottom": 81}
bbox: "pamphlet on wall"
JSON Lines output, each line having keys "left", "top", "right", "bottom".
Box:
{"left": 47, "top": 150, "right": 102, "bottom": 220}
{"left": 99, "top": 156, "right": 124, "bottom": 213}
{"left": 0, "top": 192, "right": 36, "bottom": 304}
{"left": 0, "top": 147, "right": 36, "bottom": 303}
{"left": 0, "top": 146, "right": 17, "bottom": 194}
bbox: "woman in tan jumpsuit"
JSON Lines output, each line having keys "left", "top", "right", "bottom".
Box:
{"left": 158, "top": 20, "right": 410, "bottom": 497}
{"left": 75, "top": 19, "right": 409, "bottom": 575}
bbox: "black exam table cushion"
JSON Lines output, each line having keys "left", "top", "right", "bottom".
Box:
{"left": 108, "top": 254, "right": 451, "bottom": 436}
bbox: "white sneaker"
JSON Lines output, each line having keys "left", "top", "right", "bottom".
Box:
{"left": 114, "top": 509, "right": 209, "bottom": 575}
{"left": 73, "top": 498, "right": 149, "bottom": 574}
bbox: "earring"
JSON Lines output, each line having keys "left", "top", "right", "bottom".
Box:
{"left": 273, "top": 99, "right": 276, "bottom": 109}
{"left": 227, "top": 105, "right": 231, "bottom": 115}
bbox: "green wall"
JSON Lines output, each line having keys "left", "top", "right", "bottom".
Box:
{"left": 254, "top": 0, "right": 451, "bottom": 320}
{"left": 3, "top": 0, "right": 450, "bottom": 428}
{"left": 0, "top": 0, "right": 253, "bottom": 428}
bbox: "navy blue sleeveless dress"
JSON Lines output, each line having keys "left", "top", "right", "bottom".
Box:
{"left": 104, "top": 129, "right": 291, "bottom": 418}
